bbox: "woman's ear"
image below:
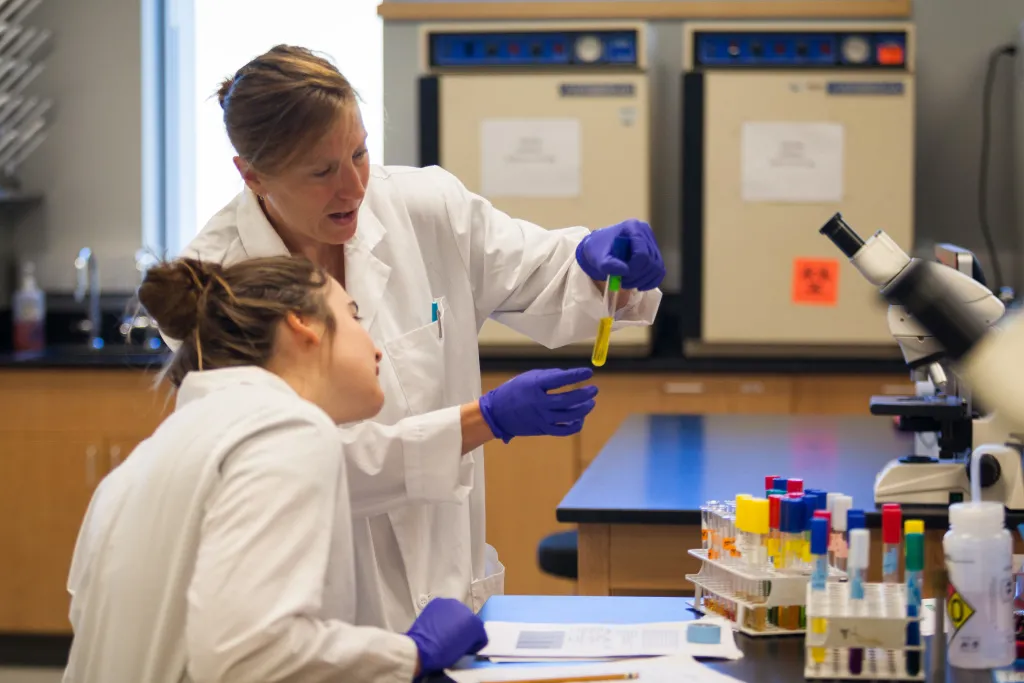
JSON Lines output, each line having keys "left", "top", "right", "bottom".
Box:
{"left": 234, "top": 156, "right": 267, "bottom": 198}
{"left": 283, "top": 312, "right": 322, "bottom": 348}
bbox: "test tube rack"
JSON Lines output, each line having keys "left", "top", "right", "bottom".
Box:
{"left": 803, "top": 581, "right": 924, "bottom": 681}
{"left": 686, "top": 548, "right": 846, "bottom": 637}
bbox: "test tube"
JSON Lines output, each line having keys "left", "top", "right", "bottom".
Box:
{"left": 787, "top": 478, "right": 804, "bottom": 495}
{"left": 590, "top": 236, "right": 630, "bottom": 367}
{"left": 848, "top": 528, "right": 870, "bottom": 675}
{"left": 772, "top": 477, "right": 788, "bottom": 494}
{"left": 734, "top": 498, "right": 750, "bottom": 600}
{"left": 751, "top": 498, "right": 770, "bottom": 631}
{"left": 701, "top": 500, "right": 718, "bottom": 552}
{"left": 780, "top": 498, "right": 804, "bottom": 630}
{"left": 801, "top": 493, "right": 821, "bottom": 564}
{"left": 882, "top": 503, "right": 903, "bottom": 583}
{"left": 768, "top": 494, "right": 783, "bottom": 569}
{"left": 905, "top": 525, "right": 924, "bottom": 676}
{"left": 831, "top": 495, "right": 853, "bottom": 571}
{"left": 764, "top": 474, "right": 780, "bottom": 497}
{"left": 809, "top": 516, "right": 830, "bottom": 664}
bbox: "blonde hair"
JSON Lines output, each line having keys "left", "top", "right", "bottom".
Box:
{"left": 217, "top": 44, "right": 359, "bottom": 175}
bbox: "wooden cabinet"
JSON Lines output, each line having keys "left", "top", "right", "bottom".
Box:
{"left": 0, "top": 370, "right": 170, "bottom": 633}
{"left": 0, "top": 368, "right": 912, "bottom": 630}
{"left": 481, "top": 374, "right": 577, "bottom": 597}
{"left": 791, "top": 375, "right": 916, "bottom": 415}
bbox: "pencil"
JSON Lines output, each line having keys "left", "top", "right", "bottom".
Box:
{"left": 479, "top": 674, "right": 638, "bottom": 683}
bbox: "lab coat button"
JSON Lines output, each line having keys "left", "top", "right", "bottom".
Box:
{"left": 418, "top": 594, "right": 429, "bottom": 608}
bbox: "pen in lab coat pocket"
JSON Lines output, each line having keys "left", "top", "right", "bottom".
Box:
{"left": 431, "top": 300, "right": 442, "bottom": 339}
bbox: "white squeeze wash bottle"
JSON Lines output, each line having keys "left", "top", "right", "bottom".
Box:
{"left": 943, "top": 445, "right": 1015, "bottom": 668}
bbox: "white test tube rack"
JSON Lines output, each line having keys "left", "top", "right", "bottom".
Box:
{"left": 804, "top": 581, "right": 925, "bottom": 681}
{"left": 686, "top": 548, "right": 846, "bottom": 637}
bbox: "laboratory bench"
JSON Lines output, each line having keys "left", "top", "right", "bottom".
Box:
{"left": 436, "top": 594, "right": 998, "bottom": 683}
{"left": 557, "top": 414, "right": 1024, "bottom": 601}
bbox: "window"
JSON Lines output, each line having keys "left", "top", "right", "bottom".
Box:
{"left": 151, "top": 0, "right": 384, "bottom": 256}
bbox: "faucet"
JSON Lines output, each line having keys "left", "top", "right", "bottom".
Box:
{"left": 74, "top": 247, "right": 102, "bottom": 349}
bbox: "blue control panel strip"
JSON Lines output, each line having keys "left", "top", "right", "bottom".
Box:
{"left": 693, "top": 31, "right": 908, "bottom": 69}
{"left": 429, "top": 30, "right": 639, "bottom": 68}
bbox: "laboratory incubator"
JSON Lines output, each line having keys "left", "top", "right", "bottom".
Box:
{"left": 418, "top": 22, "right": 653, "bottom": 357}
{"left": 681, "top": 22, "right": 915, "bottom": 359}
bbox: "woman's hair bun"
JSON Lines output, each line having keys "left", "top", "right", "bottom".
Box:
{"left": 138, "top": 258, "right": 223, "bottom": 341}
{"left": 216, "top": 75, "right": 235, "bottom": 109}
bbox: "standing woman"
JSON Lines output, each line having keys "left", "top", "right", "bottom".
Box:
{"left": 181, "top": 45, "right": 665, "bottom": 631}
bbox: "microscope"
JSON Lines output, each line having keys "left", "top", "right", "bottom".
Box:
{"left": 819, "top": 214, "right": 1024, "bottom": 509}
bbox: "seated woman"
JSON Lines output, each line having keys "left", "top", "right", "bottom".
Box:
{"left": 62, "top": 256, "right": 487, "bottom": 682}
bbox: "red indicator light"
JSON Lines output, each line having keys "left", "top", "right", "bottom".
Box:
{"left": 877, "top": 43, "right": 904, "bottom": 65}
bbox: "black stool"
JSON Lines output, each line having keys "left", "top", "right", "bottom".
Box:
{"left": 537, "top": 530, "right": 578, "bottom": 580}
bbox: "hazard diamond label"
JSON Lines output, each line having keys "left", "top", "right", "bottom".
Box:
{"left": 947, "top": 583, "right": 975, "bottom": 633}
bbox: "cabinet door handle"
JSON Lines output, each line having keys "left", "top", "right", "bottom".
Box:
{"left": 662, "top": 382, "right": 705, "bottom": 395}
{"left": 85, "top": 446, "right": 97, "bottom": 487}
{"left": 109, "top": 445, "right": 122, "bottom": 469}
{"left": 739, "top": 381, "right": 766, "bottom": 394}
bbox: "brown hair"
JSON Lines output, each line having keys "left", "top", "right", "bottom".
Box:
{"left": 138, "top": 256, "right": 335, "bottom": 387}
{"left": 216, "top": 44, "right": 359, "bottom": 175}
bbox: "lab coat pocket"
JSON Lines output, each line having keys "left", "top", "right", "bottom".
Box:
{"left": 470, "top": 544, "right": 505, "bottom": 612}
{"left": 384, "top": 296, "right": 448, "bottom": 415}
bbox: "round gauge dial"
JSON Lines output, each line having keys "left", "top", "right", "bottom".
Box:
{"left": 575, "top": 35, "right": 603, "bottom": 63}
{"left": 841, "top": 35, "right": 871, "bottom": 64}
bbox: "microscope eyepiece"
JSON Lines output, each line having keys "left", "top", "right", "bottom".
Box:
{"left": 819, "top": 213, "right": 865, "bottom": 259}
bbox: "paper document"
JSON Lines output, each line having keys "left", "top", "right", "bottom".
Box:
{"left": 478, "top": 619, "right": 742, "bottom": 661}
{"left": 480, "top": 118, "right": 581, "bottom": 198}
{"left": 741, "top": 121, "right": 844, "bottom": 203}
{"left": 447, "top": 654, "right": 745, "bottom": 683}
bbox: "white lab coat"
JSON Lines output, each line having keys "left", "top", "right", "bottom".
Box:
{"left": 181, "top": 164, "right": 663, "bottom": 630}
{"left": 62, "top": 367, "right": 419, "bottom": 683}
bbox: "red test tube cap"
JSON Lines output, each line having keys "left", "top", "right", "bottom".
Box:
{"left": 786, "top": 492, "right": 803, "bottom": 499}
{"left": 882, "top": 503, "right": 902, "bottom": 544}
{"left": 769, "top": 494, "right": 782, "bottom": 530}
{"left": 765, "top": 475, "right": 781, "bottom": 491}
{"left": 787, "top": 478, "right": 804, "bottom": 494}
{"left": 813, "top": 510, "right": 832, "bottom": 531}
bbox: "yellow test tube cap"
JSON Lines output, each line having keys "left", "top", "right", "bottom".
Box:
{"left": 749, "top": 498, "right": 770, "bottom": 535}
{"left": 734, "top": 494, "right": 752, "bottom": 533}
{"left": 904, "top": 519, "right": 924, "bottom": 535}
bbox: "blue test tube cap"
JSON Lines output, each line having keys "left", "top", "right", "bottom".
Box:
{"left": 611, "top": 235, "right": 632, "bottom": 261}
{"left": 781, "top": 498, "right": 805, "bottom": 533}
{"left": 846, "top": 509, "right": 866, "bottom": 532}
{"left": 802, "top": 493, "right": 820, "bottom": 525}
{"left": 773, "top": 477, "right": 788, "bottom": 491}
{"left": 811, "top": 517, "right": 829, "bottom": 555}
{"left": 806, "top": 488, "right": 828, "bottom": 502}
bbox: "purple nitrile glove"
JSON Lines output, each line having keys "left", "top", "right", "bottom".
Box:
{"left": 406, "top": 598, "right": 488, "bottom": 676}
{"left": 575, "top": 218, "right": 666, "bottom": 291}
{"left": 478, "top": 368, "right": 598, "bottom": 444}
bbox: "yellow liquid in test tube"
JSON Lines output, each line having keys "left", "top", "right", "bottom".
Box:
{"left": 591, "top": 236, "right": 629, "bottom": 368}
{"left": 811, "top": 617, "right": 828, "bottom": 662}
{"left": 591, "top": 317, "right": 613, "bottom": 367}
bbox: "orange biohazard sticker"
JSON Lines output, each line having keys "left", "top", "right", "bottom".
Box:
{"left": 792, "top": 258, "right": 839, "bottom": 305}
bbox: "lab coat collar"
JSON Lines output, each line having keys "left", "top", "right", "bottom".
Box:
{"left": 343, "top": 205, "right": 391, "bottom": 331}
{"left": 235, "top": 188, "right": 291, "bottom": 258}
{"left": 233, "top": 185, "right": 391, "bottom": 330}
{"left": 176, "top": 366, "right": 298, "bottom": 412}
{"left": 235, "top": 186, "right": 387, "bottom": 258}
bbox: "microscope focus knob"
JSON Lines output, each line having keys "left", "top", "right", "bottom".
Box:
{"left": 966, "top": 452, "right": 1002, "bottom": 489}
